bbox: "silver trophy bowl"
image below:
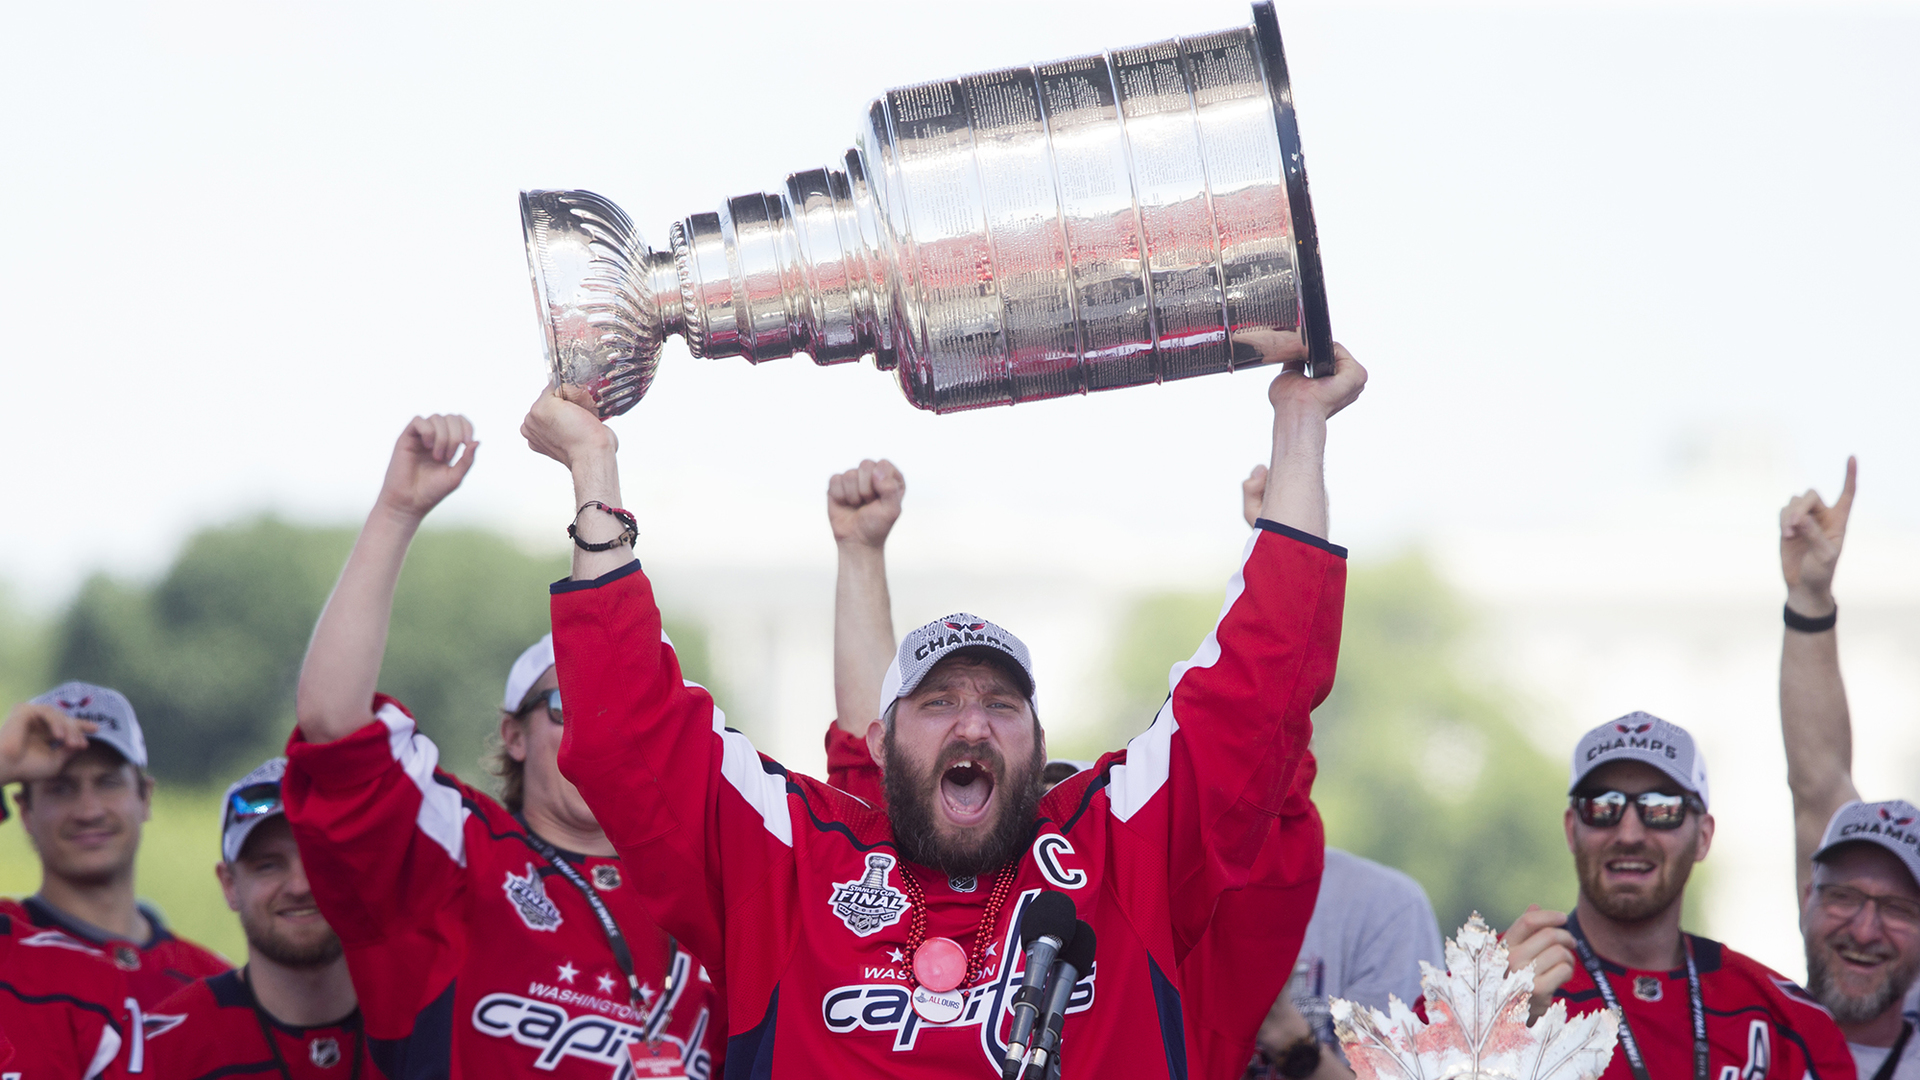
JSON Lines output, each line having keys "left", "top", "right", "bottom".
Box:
{"left": 522, "top": 1, "right": 1330, "bottom": 417}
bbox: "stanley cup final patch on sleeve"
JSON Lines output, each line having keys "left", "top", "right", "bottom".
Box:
{"left": 830, "top": 853, "right": 910, "bottom": 936}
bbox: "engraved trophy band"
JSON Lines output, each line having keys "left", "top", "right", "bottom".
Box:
{"left": 521, "top": 1, "right": 1330, "bottom": 417}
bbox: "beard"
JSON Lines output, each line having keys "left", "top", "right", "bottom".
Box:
{"left": 1805, "top": 931, "right": 1920, "bottom": 1025}
{"left": 240, "top": 907, "right": 344, "bottom": 970}
{"left": 883, "top": 731, "right": 1045, "bottom": 879}
{"left": 1575, "top": 833, "right": 1700, "bottom": 923}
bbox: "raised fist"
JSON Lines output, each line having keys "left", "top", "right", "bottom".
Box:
{"left": 827, "top": 459, "right": 905, "bottom": 550}
{"left": 377, "top": 414, "right": 478, "bottom": 521}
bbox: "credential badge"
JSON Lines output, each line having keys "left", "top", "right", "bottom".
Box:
{"left": 309, "top": 1037, "right": 342, "bottom": 1068}
{"left": 504, "top": 861, "right": 564, "bottom": 931}
{"left": 830, "top": 853, "right": 910, "bottom": 936}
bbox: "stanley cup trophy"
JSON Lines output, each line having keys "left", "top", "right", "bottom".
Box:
{"left": 521, "top": 1, "right": 1331, "bottom": 417}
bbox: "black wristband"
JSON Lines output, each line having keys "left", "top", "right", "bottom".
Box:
{"left": 569, "top": 501, "right": 638, "bottom": 552}
{"left": 1784, "top": 603, "right": 1837, "bottom": 633}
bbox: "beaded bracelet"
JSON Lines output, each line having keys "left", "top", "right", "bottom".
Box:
{"left": 568, "top": 500, "right": 638, "bottom": 552}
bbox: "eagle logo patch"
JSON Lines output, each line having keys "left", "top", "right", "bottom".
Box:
{"left": 504, "top": 862, "right": 564, "bottom": 931}
{"left": 830, "top": 853, "right": 910, "bottom": 936}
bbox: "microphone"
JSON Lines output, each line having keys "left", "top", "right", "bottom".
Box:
{"left": 1019, "top": 921, "right": 1095, "bottom": 1080}
{"left": 1000, "top": 892, "right": 1078, "bottom": 1080}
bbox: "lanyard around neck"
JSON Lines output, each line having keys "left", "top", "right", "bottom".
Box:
{"left": 519, "top": 827, "right": 683, "bottom": 1044}
{"left": 1869, "top": 1021, "right": 1915, "bottom": 1080}
{"left": 1565, "top": 913, "right": 1707, "bottom": 1080}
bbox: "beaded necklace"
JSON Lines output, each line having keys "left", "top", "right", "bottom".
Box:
{"left": 896, "top": 860, "right": 1019, "bottom": 992}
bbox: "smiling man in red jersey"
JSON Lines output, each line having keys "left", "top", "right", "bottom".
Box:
{"left": 4, "top": 682, "right": 228, "bottom": 1012}
{"left": 1777, "top": 459, "right": 1920, "bottom": 1080}
{"left": 522, "top": 345, "right": 1364, "bottom": 1078}
{"left": 1504, "top": 714, "right": 1855, "bottom": 1080}
{"left": 284, "top": 413, "right": 723, "bottom": 1080}
{"left": 147, "top": 759, "right": 382, "bottom": 1080}
{"left": 0, "top": 700, "right": 137, "bottom": 1079}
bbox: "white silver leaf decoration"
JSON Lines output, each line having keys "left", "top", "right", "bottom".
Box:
{"left": 1333, "top": 914, "right": 1620, "bottom": 1080}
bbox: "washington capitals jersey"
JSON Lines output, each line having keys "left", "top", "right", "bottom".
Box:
{"left": 1557, "top": 935, "right": 1856, "bottom": 1080}
{"left": 0, "top": 904, "right": 135, "bottom": 1079}
{"left": 147, "top": 969, "right": 384, "bottom": 1080}
{"left": 282, "top": 701, "right": 726, "bottom": 1080}
{"left": 550, "top": 520, "right": 1345, "bottom": 1079}
{"left": 823, "top": 729, "right": 1325, "bottom": 1080}
{"left": 19, "top": 896, "right": 230, "bottom": 1011}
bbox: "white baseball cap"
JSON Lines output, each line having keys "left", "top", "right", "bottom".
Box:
{"left": 1813, "top": 799, "right": 1920, "bottom": 891}
{"left": 221, "top": 757, "right": 288, "bottom": 864}
{"left": 879, "top": 613, "right": 1035, "bottom": 714}
{"left": 503, "top": 634, "right": 555, "bottom": 712}
{"left": 31, "top": 681, "right": 147, "bottom": 770}
{"left": 1568, "top": 711, "right": 1709, "bottom": 809}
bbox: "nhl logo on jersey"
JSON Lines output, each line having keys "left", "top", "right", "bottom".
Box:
{"left": 504, "top": 862, "right": 564, "bottom": 931}
{"left": 309, "top": 1037, "right": 342, "bottom": 1068}
{"left": 830, "top": 853, "right": 910, "bottom": 936}
{"left": 593, "top": 864, "right": 622, "bottom": 891}
{"left": 113, "top": 944, "right": 140, "bottom": 970}
{"left": 1632, "top": 975, "right": 1662, "bottom": 1002}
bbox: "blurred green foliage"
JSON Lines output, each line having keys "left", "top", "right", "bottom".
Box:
{"left": 1103, "top": 553, "right": 1582, "bottom": 934}
{"left": 41, "top": 516, "right": 715, "bottom": 788}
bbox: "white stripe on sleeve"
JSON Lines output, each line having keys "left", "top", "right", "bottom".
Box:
{"left": 1107, "top": 529, "right": 1257, "bottom": 822}
{"left": 84, "top": 1025, "right": 122, "bottom": 1080}
{"left": 666, "top": 629, "right": 793, "bottom": 847}
{"left": 376, "top": 700, "right": 469, "bottom": 867}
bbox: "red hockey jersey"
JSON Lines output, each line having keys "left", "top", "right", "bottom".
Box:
{"left": 282, "top": 700, "right": 725, "bottom": 1080}
{"left": 17, "top": 895, "right": 229, "bottom": 1011}
{"left": 1557, "top": 934, "right": 1856, "bottom": 1080}
{"left": 147, "top": 969, "right": 385, "bottom": 1080}
{"left": 551, "top": 521, "right": 1345, "bottom": 1078}
{"left": 824, "top": 725, "right": 1325, "bottom": 1080}
{"left": 0, "top": 903, "right": 134, "bottom": 1079}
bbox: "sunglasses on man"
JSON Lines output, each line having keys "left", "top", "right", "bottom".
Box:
{"left": 1571, "top": 789, "right": 1703, "bottom": 830}
{"left": 516, "top": 687, "right": 563, "bottom": 725}
{"left": 224, "top": 782, "right": 284, "bottom": 831}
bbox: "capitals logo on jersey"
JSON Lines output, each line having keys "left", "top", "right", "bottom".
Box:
{"left": 821, "top": 890, "right": 1096, "bottom": 1072}
{"left": 505, "top": 862, "right": 565, "bottom": 931}
{"left": 830, "top": 853, "right": 910, "bottom": 936}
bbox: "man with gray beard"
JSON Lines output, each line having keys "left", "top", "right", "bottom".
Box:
{"left": 145, "top": 759, "right": 381, "bottom": 1079}
{"left": 1780, "top": 459, "right": 1920, "bottom": 1080}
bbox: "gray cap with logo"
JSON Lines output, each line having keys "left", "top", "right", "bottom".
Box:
{"left": 1568, "top": 711, "right": 1710, "bottom": 809}
{"left": 879, "top": 613, "right": 1035, "bottom": 712}
{"left": 1813, "top": 799, "right": 1920, "bottom": 890}
{"left": 30, "top": 681, "right": 148, "bottom": 771}
{"left": 221, "top": 757, "right": 288, "bottom": 864}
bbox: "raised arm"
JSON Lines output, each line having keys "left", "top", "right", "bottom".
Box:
{"left": 829, "top": 459, "right": 904, "bottom": 737}
{"left": 1260, "top": 344, "right": 1362, "bottom": 538}
{"left": 1780, "top": 457, "right": 1861, "bottom": 895}
{"left": 295, "top": 415, "right": 476, "bottom": 743}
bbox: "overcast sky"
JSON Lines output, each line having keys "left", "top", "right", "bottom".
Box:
{"left": 3, "top": 0, "right": 1916, "bottom": 606}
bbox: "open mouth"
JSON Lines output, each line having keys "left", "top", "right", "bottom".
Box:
{"left": 1832, "top": 946, "right": 1892, "bottom": 972}
{"left": 1604, "top": 857, "right": 1657, "bottom": 877}
{"left": 275, "top": 905, "right": 324, "bottom": 922}
{"left": 939, "top": 759, "right": 996, "bottom": 827}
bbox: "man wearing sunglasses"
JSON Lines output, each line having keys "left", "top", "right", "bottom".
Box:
{"left": 1502, "top": 713, "right": 1855, "bottom": 1080}
{"left": 3, "top": 680, "right": 229, "bottom": 1010}
{"left": 1779, "top": 458, "right": 1920, "bottom": 1080}
{"left": 284, "top": 413, "right": 722, "bottom": 1080}
{"left": 146, "top": 758, "right": 380, "bottom": 1079}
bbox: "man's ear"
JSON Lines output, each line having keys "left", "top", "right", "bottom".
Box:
{"left": 215, "top": 861, "right": 240, "bottom": 913}
{"left": 500, "top": 712, "right": 529, "bottom": 763}
{"left": 865, "top": 718, "right": 886, "bottom": 774}
{"left": 1694, "top": 813, "right": 1714, "bottom": 862}
{"left": 1562, "top": 806, "right": 1578, "bottom": 853}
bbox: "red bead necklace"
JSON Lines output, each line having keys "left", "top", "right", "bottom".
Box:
{"left": 896, "top": 860, "right": 1019, "bottom": 993}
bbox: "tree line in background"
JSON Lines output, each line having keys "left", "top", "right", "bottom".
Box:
{"left": 0, "top": 517, "right": 714, "bottom": 788}
{"left": 0, "top": 517, "right": 1610, "bottom": 931}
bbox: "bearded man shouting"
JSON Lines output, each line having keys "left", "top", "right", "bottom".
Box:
{"left": 520, "top": 347, "right": 1365, "bottom": 1078}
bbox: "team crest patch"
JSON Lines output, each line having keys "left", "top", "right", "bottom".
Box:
{"left": 1632, "top": 976, "right": 1662, "bottom": 1002}
{"left": 830, "top": 853, "right": 910, "bottom": 936}
{"left": 309, "top": 1037, "right": 341, "bottom": 1067}
{"left": 504, "top": 862, "right": 564, "bottom": 931}
{"left": 593, "top": 864, "right": 622, "bottom": 891}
